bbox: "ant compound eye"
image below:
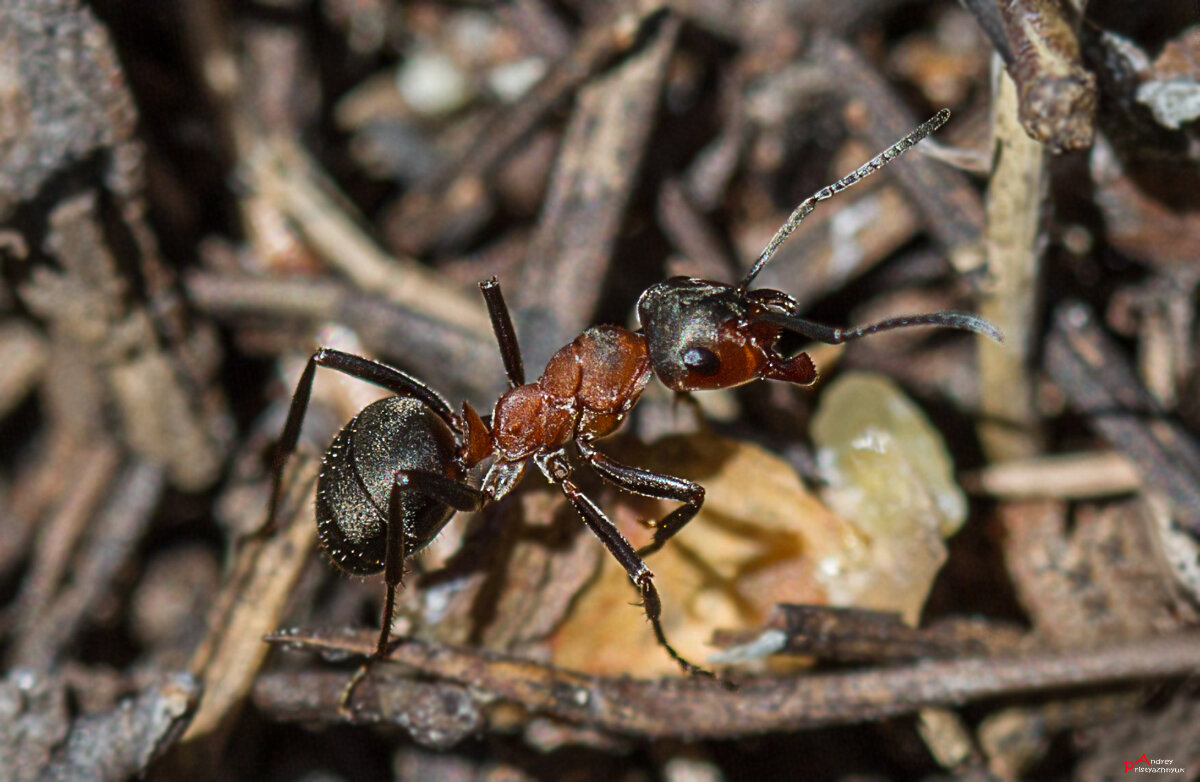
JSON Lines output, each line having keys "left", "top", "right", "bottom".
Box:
{"left": 681, "top": 346, "right": 722, "bottom": 377}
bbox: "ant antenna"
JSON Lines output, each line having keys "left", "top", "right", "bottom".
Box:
{"left": 736, "top": 108, "right": 951, "bottom": 295}
{"left": 752, "top": 309, "right": 1004, "bottom": 344}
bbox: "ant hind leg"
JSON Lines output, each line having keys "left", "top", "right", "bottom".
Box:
{"left": 338, "top": 468, "right": 486, "bottom": 718}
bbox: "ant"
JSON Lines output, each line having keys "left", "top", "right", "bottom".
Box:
{"left": 264, "top": 108, "right": 1001, "bottom": 711}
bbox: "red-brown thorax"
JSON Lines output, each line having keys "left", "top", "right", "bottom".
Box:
{"left": 457, "top": 325, "right": 651, "bottom": 468}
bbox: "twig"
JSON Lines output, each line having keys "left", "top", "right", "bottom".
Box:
{"left": 8, "top": 443, "right": 122, "bottom": 669}
{"left": 186, "top": 272, "right": 504, "bottom": 400}
{"left": 12, "top": 460, "right": 164, "bottom": 668}
{"left": 160, "top": 452, "right": 319, "bottom": 776}
{"left": 514, "top": 13, "right": 681, "bottom": 366}
{"left": 710, "top": 605, "right": 1023, "bottom": 664}
{"left": 0, "top": 321, "right": 46, "bottom": 417}
{"left": 977, "top": 60, "right": 1046, "bottom": 461}
{"left": 810, "top": 35, "right": 986, "bottom": 272}
{"left": 245, "top": 138, "right": 492, "bottom": 339}
{"left": 657, "top": 178, "right": 734, "bottom": 282}
{"left": 1044, "top": 301, "right": 1200, "bottom": 535}
{"left": 739, "top": 185, "right": 922, "bottom": 313}
{"left": 0, "top": 433, "right": 89, "bottom": 584}
{"left": 258, "top": 629, "right": 1200, "bottom": 739}
{"left": 963, "top": 451, "right": 1140, "bottom": 499}
{"left": 387, "top": 6, "right": 674, "bottom": 254}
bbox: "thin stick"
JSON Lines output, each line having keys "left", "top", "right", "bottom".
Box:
{"left": 260, "top": 630, "right": 1200, "bottom": 738}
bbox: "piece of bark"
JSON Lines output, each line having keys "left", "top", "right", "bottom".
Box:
{"left": 0, "top": 0, "right": 138, "bottom": 218}
{"left": 0, "top": 670, "right": 198, "bottom": 782}
{"left": 993, "top": 0, "right": 1096, "bottom": 151}
{"left": 999, "top": 499, "right": 1191, "bottom": 650}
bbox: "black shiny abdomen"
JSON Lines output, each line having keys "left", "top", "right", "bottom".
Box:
{"left": 315, "top": 396, "right": 460, "bottom": 575}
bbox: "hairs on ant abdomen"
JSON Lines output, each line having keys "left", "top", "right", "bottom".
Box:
{"left": 264, "top": 108, "right": 1002, "bottom": 713}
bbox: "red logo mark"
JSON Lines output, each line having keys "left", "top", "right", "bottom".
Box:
{"left": 1125, "top": 754, "right": 1151, "bottom": 773}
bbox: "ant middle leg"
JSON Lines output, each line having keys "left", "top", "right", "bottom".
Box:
{"left": 576, "top": 440, "right": 704, "bottom": 558}
{"left": 373, "top": 470, "right": 486, "bottom": 655}
{"left": 553, "top": 471, "right": 713, "bottom": 678}
{"left": 264, "top": 348, "right": 458, "bottom": 535}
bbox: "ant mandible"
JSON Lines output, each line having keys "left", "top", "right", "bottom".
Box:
{"left": 264, "top": 108, "right": 1001, "bottom": 710}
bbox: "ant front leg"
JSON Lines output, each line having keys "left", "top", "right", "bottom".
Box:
{"left": 549, "top": 463, "right": 712, "bottom": 678}
{"left": 340, "top": 468, "right": 486, "bottom": 717}
{"left": 576, "top": 441, "right": 704, "bottom": 557}
{"left": 264, "top": 348, "right": 457, "bottom": 536}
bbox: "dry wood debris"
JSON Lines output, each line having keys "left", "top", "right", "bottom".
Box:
{"left": 1, "top": 0, "right": 1198, "bottom": 779}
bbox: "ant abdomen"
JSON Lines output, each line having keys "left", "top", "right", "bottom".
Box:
{"left": 315, "top": 396, "right": 461, "bottom": 575}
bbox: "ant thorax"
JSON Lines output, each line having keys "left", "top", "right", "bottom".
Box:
{"left": 489, "top": 325, "right": 651, "bottom": 463}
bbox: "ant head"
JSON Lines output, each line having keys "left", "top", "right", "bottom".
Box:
{"left": 635, "top": 109, "right": 1004, "bottom": 393}
{"left": 636, "top": 277, "right": 817, "bottom": 392}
